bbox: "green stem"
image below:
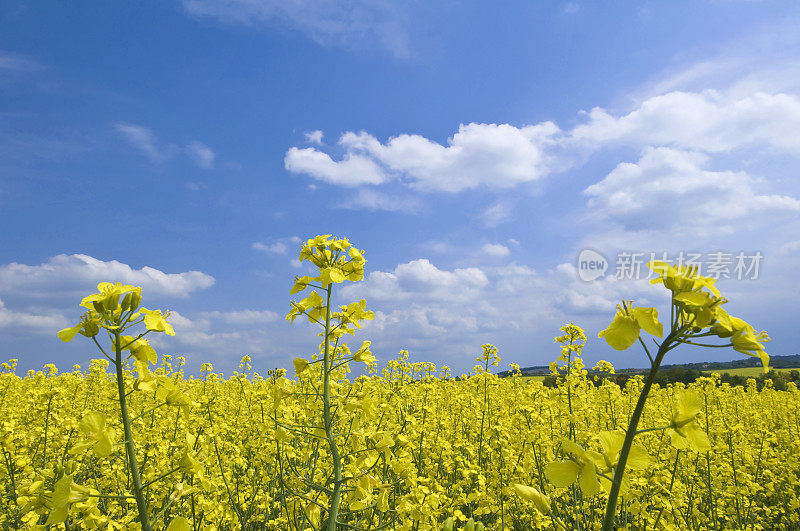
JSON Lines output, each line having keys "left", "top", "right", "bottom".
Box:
{"left": 601, "top": 331, "right": 676, "bottom": 531}
{"left": 323, "top": 284, "right": 343, "bottom": 531}
{"left": 42, "top": 393, "right": 54, "bottom": 468}
{"left": 113, "top": 332, "right": 151, "bottom": 531}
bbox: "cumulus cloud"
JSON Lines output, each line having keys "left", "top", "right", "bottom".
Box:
{"left": 584, "top": 147, "right": 800, "bottom": 235}
{"left": 346, "top": 256, "right": 656, "bottom": 337}
{"left": 337, "top": 254, "right": 668, "bottom": 369}
{"left": 342, "top": 258, "right": 488, "bottom": 303}
{"left": 0, "top": 298, "right": 68, "bottom": 332}
{"left": 164, "top": 309, "right": 283, "bottom": 357}
{"left": 281, "top": 84, "right": 800, "bottom": 226}
{"left": 571, "top": 90, "right": 800, "bottom": 155}
{"left": 286, "top": 122, "right": 562, "bottom": 193}
{"left": 285, "top": 147, "right": 387, "bottom": 186}
{"left": 305, "top": 130, "right": 324, "bottom": 145}
{"left": 0, "top": 254, "right": 215, "bottom": 297}
{"left": 550, "top": 263, "right": 662, "bottom": 313}
{"left": 481, "top": 243, "right": 511, "bottom": 257}
{"left": 182, "top": 0, "right": 413, "bottom": 57}
{"left": 113, "top": 123, "right": 216, "bottom": 169}
{"left": 253, "top": 241, "right": 288, "bottom": 254}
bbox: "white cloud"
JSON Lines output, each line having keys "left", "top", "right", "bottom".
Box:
{"left": 305, "top": 130, "right": 324, "bottom": 145}
{"left": 200, "top": 309, "right": 279, "bottom": 324}
{"left": 285, "top": 147, "right": 388, "bottom": 186}
{"left": 571, "top": 90, "right": 800, "bottom": 155}
{"left": 584, "top": 147, "right": 800, "bottom": 235}
{"left": 253, "top": 241, "right": 288, "bottom": 254}
{"left": 342, "top": 189, "right": 422, "bottom": 213}
{"left": 481, "top": 243, "right": 510, "bottom": 257}
{"left": 113, "top": 123, "right": 216, "bottom": 168}
{"left": 343, "top": 258, "right": 488, "bottom": 303}
{"left": 480, "top": 201, "right": 513, "bottom": 227}
{"left": 186, "top": 141, "right": 215, "bottom": 169}
{"left": 286, "top": 122, "right": 562, "bottom": 193}
{"left": 182, "top": 0, "right": 412, "bottom": 57}
{"left": 0, "top": 254, "right": 215, "bottom": 297}
{"left": 0, "top": 298, "right": 68, "bottom": 332}
{"left": 114, "top": 123, "right": 167, "bottom": 162}
{"left": 339, "top": 255, "right": 667, "bottom": 368}
{"left": 563, "top": 3, "right": 580, "bottom": 14}
{"left": 164, "top": 309, "right": 284, "bottom": 356}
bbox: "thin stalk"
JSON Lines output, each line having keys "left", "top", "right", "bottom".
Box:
{"left": 42, "top": 393, "right": 54, "bottom": 468}
{"left": 601, "top": 330, "right": 676, "bottom": 531}
{"left": 323, "top": 284, "right": 343, "bottom": 531}
{"left": 113, "top": 332, "right": 151, "bottom": 531}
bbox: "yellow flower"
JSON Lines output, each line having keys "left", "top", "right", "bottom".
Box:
{"left": 598, "top": 301, "right": 663, "bottom": 351}
{"left": 46, "top": 474, "right": 90, "bottom": 524}
{"left": 293, "top": 357, "right": 310, "bottom": 375}
{"left": 139, "top": 307, "right": 175, "bottom": 335}
{"left": 593, "top": 430, "right": 652, "bottom": 492}
{"left": 79, "top": 282, "right": 140, "bottom": 311}
{"left": 670, "top": 390, "right": 711, "bottom": 452}
{"left": 290, "top": 275, "right": 316, "bottom": 295}
{"left": 545, "top": 439, "right": 602, "bottom": 496}
{"left": 178, "top": 448, "right": 202, "bottom": 475}
{"left": 57, "top": 314, "right": 102, "bottom": 342}
{"left": 120, "top": 336, "right": 157, "bottom": 364}
{"left": 709, "top": 308, "right": 770, "bottom": 370}
{"left": 511, "top": 483, "right": 550, "bottom": 513}
{"left": 78, "top": 412, "right": 115, "bottom": 458}
{"left": 353, "top": 341, "right": 376, "bottom": 364}
{"left": 648, "top": 261, "right": 720, "bottom": 297}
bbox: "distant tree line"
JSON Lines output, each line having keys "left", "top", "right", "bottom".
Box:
{"left": 542, "top": 367, "right": 800, "bottom": 391}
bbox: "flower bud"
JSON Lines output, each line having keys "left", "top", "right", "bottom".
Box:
{"left": 129, "top": 290, "right": 142, "bottom": 311}
{"left": 80, "top": 319, "right": 100, "bottom": 338}
{"left": 441, "top": 517, "right": 454, "bottom": 531}
{"left": 120, "top": 293, "right": 132, "bottom": 311}
{"left": 92, "top": 301, "right": 105, "bottom": 314}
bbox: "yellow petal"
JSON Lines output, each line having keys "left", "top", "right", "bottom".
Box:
{"left": 512, "top": 484, "right": 550, "bottom": 513}
{"left": 578, "top": 462, "right": 601, "bottom": 496}
{"left": 57, "top": 324, "right": 82, "bottom": 342}
{"left": 626, "top": 444, "right": 653, "bottom": 470}
{"left": 166, "top": 517, "right": 190, "bottom": 531}
{"left": 632, "top": 307, "right": 663, "bottom": 338}
{"left": 598, "top": 313, "right": 640, "bottom": 351}
{"left": 544, "top": 460, "right": 580, "bottom": 488}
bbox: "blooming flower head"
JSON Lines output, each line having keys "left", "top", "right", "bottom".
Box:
{"left": 648, "top": 261, "right": 720, "bottom": 297}
{"left": 670, "top": 390, "right": 711, "bottom": 452}
{"left": 598, "top": 301, "right": 663, "bottom": 351}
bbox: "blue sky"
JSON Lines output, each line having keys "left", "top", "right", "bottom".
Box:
{"left": 2, "top": 1, "right": 800, "bottom": 375}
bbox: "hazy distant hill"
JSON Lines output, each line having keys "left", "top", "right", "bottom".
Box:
{"left": 500, "top": 354, "right": 800, "bottom": 377}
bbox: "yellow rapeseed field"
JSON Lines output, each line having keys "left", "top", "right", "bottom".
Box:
{"left": 1, "top": 235, "right": 797, "bottom": 530}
